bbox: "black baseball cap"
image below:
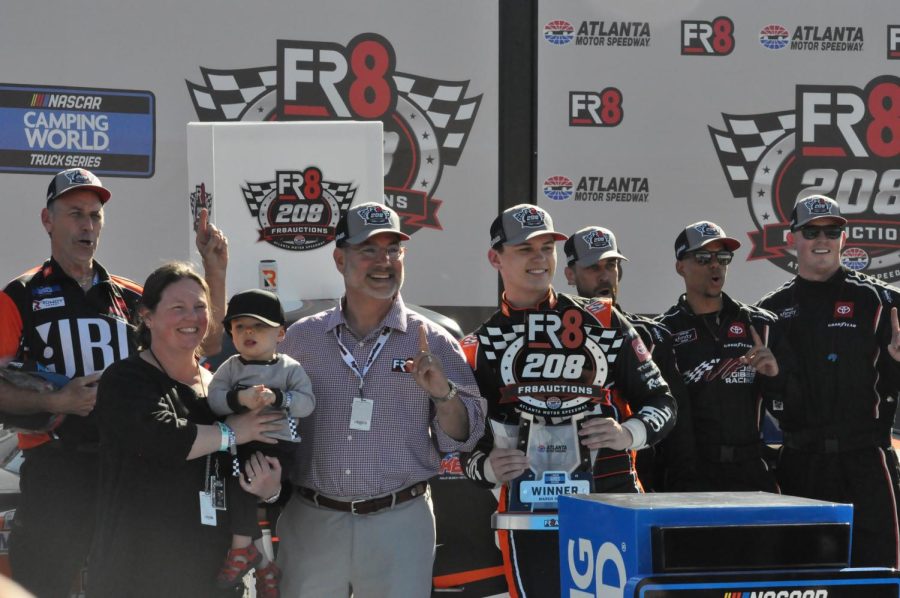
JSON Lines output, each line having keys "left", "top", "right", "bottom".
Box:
{"left": 223, "top": 289, "right": 285, "bottom": 329}
{"left": 46, "top": 168, "right": 111, "bottom": 205}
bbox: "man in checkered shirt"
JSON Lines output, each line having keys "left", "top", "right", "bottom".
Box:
{"left": 277, "top": 202, "right": 486, "bottom": 597}
{"left": 656, "top": 220, "right": 790, "bottom": 493}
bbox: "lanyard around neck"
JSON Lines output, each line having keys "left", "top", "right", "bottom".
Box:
{"left": 333, "top": 326, "right": 392, "bottom": 396}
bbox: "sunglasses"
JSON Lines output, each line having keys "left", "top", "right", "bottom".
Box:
{"left": 689, "top": 250, "right": 734, "bottom": 266}
{"left": 798, "top": 226, "right": 843, "bottom": 240}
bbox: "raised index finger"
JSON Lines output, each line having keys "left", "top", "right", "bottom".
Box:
{"left": 197, "top": 208, "right": 209, "bottom": 238}
{"left": 891, "top": 307, "right": 899, "bottom": 335}
{"left": 418, "top": 325, "right": 430, "bottom": 353}
{"left": 749, "top": 326, "right": 764, "bottom": 348}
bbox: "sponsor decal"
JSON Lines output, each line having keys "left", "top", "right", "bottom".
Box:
{"left": 32, "top": 297, "right": 65, "bottom": 311}
{"left": 438, "top": 452, "right": 463, "bottom": 476}
{"left": 187, "top": 34, "right": 482, "bottom": 236}
{"left": 673, "top": 328, "right": 698, "bottom": 345}
{"left": 585, "top": 299, "right": 609, "bottom": 315}
{"left": 759, "top": 24, "right": 863, "bottom": 52}
{"left": 841, "top": 246, "right": 869, "bottom": 270}
{"left": 728, "top": 322, "right": 747, "bottom": 337}
{"left": 681, "top": 17, "right": 735, "bottom": 56}
{"left": 537, "top": 444, "right": 567, "bottom": 453}
{"left": 545, "top": 19, "right": 651, "bottom": 47}
{"left": 544, "top": 20, "right": 575, "bottom": 46}
{"left": 0, "top": 83, "right": 155, "bottom": 176}
{"left": 30, "top": 285, "right": 61, "bottom": 297}
{"left": 569, "top": 88, "right": 623, "bottom": 127}
{"left": 638, "top": 405, "right": 673, "bottom": 431}
{"left": 631, "top": 337, "right": 651, "bottom": 362}
{"left": 759, "top": 24, "right": 791, "bottom": 50}
{"left": 513, "top": 206, "right": 549, "bottom": 228}
{"left": 889, "top": 25, "right": 900, "bottom": 59}
{"left": 241, "top": 167, "right": 356, "bottom": 251}
{"left": 543, "top": 175, "right": 574, "bottom": 201}
{"left": 583, "top": 229, "right": 611, "bottom": 249}
{"left": 479, "top": 309, "right": 620, "bottom": 417}
{"left": 566, "top": 174, "right": 650, "bottom": 203}
{"left": 723, "top": 591, "right": 828, "bottom": 598}
{"left": 190, "top": 183, "right": 212, "bottom": 233}
{"left": 833, "top": 301, "right": 854, "bottom": 318}
{"left": 391, "top": 358, "right": 412, "bottom": 373}
{"left": 780, "top": 306, "right": 799, "bottom": 319}
{"left": 709, "top": 75, "right": 900, "bottom": 282}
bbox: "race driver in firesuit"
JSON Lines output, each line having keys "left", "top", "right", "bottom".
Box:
{"left": 0, "top": 168, "right": 228, "bottom": 598}
{"left": 562, "top": 225, "right": 686, "bottom": 492}
{"left": 758, "top": 195, "right": 900, "bottom": 568}
{"left": 460, "top": 205, "right": 676, "bottom": 598}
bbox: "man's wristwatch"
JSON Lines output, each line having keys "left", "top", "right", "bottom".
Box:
{"left": 431, "top": 380, "right": 459, "bottom": 404}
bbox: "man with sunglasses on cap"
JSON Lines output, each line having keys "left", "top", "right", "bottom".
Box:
{"left": 0, "top": 168, "right": 228, "bottom": 597}
{"left": 758, "top": 195, "right": 900, "bottom": 568}
{"left": 562, "top": 226, "right": 685, "bottom": 491}
{"left": 460, "top": 205, "right": 675, "bottom": 598}
{"left": 277, "top": 202, "right": 486, "bottom": 597}
{"left": 657, "top": 221, "right": 790, "bottom": 493}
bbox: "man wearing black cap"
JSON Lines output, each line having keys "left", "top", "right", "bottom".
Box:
{"left": 277, "top": 202, "right": 486, "bottom": 597}
{"left": 657, "top": 221, "right": 789, "bottom": 493}
{"left": 563, "top": 226, "right": 685, "bottom": 491}
{"left": 460, "top": 205, "right": 676, "bottom": 598}
{"left": 759, "top": 195, "right": 900, "bottom": 568}
{"left": 0, "top": 168, "right": 228, "bottom": 597}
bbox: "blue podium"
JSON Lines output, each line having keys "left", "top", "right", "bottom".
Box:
{"left": 559, "top": 492, "right": 900, "bottom": 597}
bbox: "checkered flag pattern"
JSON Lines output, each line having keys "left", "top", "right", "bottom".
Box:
{"left": 682, "top": 359, "right": 720, "bottom": 385}
{"left": 187, "top": 66, "right": 277, "bottom": 121}
{"left": 708, "top": 111, "right": 795, "bottom": 199}
{"left": 231, "top": 455, "right": 241, "bottom": 478}
{"left": 288, "top": 416, "right": 300, "bottom": 442}
{"left": 394, "top": 72, "right": 482, "bottom": 166}
{"left": 241, "top": 181, "right": 277, "bottom": 217}
{"left": 585, "top": 328, "right": 623, "bottom": 363}
{"left": 478, "top": 324, "right": 525, "bottom": 361}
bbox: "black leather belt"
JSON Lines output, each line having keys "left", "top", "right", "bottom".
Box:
{"left": 297, "top": 481, "right": 428, "bottom": 515}
{"left": 783, "top": 429, "right": 888, "bottom": 454}
{"left": 697, "top": 443, "right": 761, "bottom": 463}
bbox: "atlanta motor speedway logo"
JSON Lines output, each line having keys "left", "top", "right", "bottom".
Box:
{"left": 709, "top": 75, "right": 900, "bottom": 282}
{"left": 186, "top": 34, "right": 481, "bottom": 236}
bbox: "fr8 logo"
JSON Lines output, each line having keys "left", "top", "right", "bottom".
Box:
{"left": 681, "top": 17, "right": 735, "bottom": 56}
{"left": 279, "top": 34, "right": 397, "bottom": 120}
{"left": 569, "top": 88, "right": 624, "bottom": 127}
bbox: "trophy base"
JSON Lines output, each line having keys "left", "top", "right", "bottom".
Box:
{"left": 492, "top": 512, "right": 560, "bottom": 531}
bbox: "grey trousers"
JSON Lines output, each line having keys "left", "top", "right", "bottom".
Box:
{"left": 277, "top": 489, "right": 436, "bottom": 598}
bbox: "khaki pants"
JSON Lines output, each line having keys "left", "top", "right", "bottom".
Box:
{"left": 277, "top": 489, "right": 436, "bottom": 598}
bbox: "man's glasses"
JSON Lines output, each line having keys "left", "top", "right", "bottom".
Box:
{"left": 351, "top": 244, "right": 404, "bottom": 261}
{"left": 798, "top": 226, "right": 843, "bottom": 240}
{"left": 689, "top": 250, "right": 734, "bottom": 266}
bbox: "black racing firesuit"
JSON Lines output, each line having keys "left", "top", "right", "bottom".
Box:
{"left": 460, "top": 291, "right": 676, "bottom": 598}
{"left": 656, "top": 292, "right": 790, "bottom": 493}
{"left": 759, "top": 267, "right": 900, "bottom": 568}
{"left": 0, "top": 258, "right": 141, "bottom": 597}
{"left": 622, "top": 310, "right": 686, "bottom": 492}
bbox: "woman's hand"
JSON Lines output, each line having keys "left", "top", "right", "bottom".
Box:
{"left": 225, "top": 407, "right": 282, "bottom": 445}
{"left": 238, "top": 452, "right": 282, "bottom": 500}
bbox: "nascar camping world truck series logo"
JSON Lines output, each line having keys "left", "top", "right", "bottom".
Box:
{"left": 186, "top": 33, "right": 481, "bottom": 237}
{"left": 709, "top": 75, "right": 900, "bottom": 282}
